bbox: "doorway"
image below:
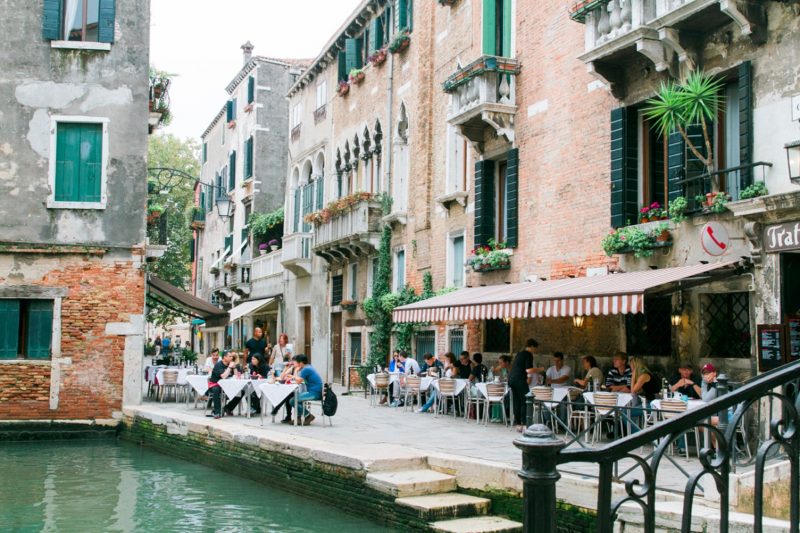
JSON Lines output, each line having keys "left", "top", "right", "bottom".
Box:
{"left": 331, "top": 312, "right": 343, "bottom": 384}
{"left": 302, "top": 306, "right": 312, "bottom": 362}
{"left": 782, "top": 252, "right": 800, "bottom": 318}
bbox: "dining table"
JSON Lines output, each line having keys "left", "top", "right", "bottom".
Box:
{"left": 258, "top": 382, "right": 300, "bottom": 425}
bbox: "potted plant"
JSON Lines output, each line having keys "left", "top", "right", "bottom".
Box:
{"left": 651, "top": 222, "right": 671, "bottom": 243}
{"left": 668, "top": 196, "right": 689, "bottom": 223}
{"left": 438, "top": 0, "right": 457, "bottom": 5}
{"left": 209, "top": 266, "right": 220, "bottom": 275}
{"left": 349, "top": 68, "right": 365, "bottom": 84}
{"left": 268, "top": 239, "right": 280, "bottom": 251}
{"left": 337, "top": 80, "right": 350, "bottom": 96}
{"left": 258, "top": 243, "right": 268, "bottom": 256}
{"left": 388, "top": 31, "right": 411, "bottom": 54}
{"left": 369, "top": 48, "right": 387, "bottom": 66}
{"left": 639, "top": 205, "right": 651, "bottom": 224}
{"left": 709, "top": 192, "right": 730, "bottom": 214}
{"left": 467, "top": 240, "right": 511, "bottom": 272}
{"left": 739, "top": 181, "right": 768, "bottom": 200}
{"left": 339, "top": 299, "right": 358, "bottom": 311}
{"left": 147, "top": 204, "right": 164, "bottom": 224}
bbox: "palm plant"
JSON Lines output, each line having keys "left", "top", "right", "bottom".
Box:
{"left": 644, "top": 71, "right": 724, "bottom": 191}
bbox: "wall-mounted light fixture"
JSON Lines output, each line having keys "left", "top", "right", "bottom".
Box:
{"left": 503, "top": 316, "right": 512, "bottom": 325}
{"left": 785, "top": 140, "right": 800, "bottom": 182}
{"left": 671, "top": 313, "right": 682, "bottom": 327}
{"left": 572, "top": 315, "right": 585, "bottom": 328}
{"left": 671, "top": 292, "right": 684, "bottom": 328}
{"left": 215, "top": 189, "right": 234, "bottom": 218}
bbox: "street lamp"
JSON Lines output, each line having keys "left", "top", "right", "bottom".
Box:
{"left": 785, "top": 140, "right": 800, "bottom": 182}
{"left": 215, "top": 188, "right": 234, "bottom": 218}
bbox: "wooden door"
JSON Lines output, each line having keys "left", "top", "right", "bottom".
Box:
{"left": 331, "top": 312, "right": 343, "bottom": 384}
{"left": 303, "top": 307, "right": 312, "bottom": 362}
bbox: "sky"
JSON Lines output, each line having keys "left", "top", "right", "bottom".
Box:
{"left": 150, "top": 0, "right": 362, "bottom": 141}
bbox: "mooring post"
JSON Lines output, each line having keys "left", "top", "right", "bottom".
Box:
{"left": 525, "top": 390, "right": 534, "bottom": 426}
{"left": 514, "top": 424, "right": 566, "bottom": 533}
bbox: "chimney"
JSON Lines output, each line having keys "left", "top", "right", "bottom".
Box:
{"left": 241, "top": 41, "right": 254, "bottom": 65}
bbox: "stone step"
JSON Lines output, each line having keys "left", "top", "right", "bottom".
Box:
{"left": 429, "top": 516, "right": 523, "bottom": 533}
{"left": 396, "top": 493, "right": 492, "bottom": 520}
{"left": 365, "top": 469, "right": 457, "bottom": 497}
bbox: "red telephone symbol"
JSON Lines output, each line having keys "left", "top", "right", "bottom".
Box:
{"left": 706, "top": 226, "right": 727, "bottom": 250}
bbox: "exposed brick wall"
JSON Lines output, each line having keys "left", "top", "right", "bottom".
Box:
{"left": 0, "top": 254, "right": 143, "bottom": 420}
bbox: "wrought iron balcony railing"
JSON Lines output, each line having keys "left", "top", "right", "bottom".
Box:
{"left": 676, "top": 160, "right": 772, "bottom": 213}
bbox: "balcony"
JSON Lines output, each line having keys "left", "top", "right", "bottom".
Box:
{"left": 443, "top": 55, "right": 521, "bottom": 153}
{"left": 312, "top": 200, "right": 382, "bottom": 263}
{"left": 280, "top": 232, "right": 313, "bottom": 276}
{"left": 251, "top": 249, "right": 283, "bottom": 298}
{"left": 190, "top": 208, "right": 205, "bottom": 230}
{"left": 569, "top": 0, "right": 766, "bottom": 95}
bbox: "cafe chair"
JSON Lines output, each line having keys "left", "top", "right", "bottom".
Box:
{"left": 591, "top": 392, "right": 619, "bottom": 444}
{"left": 160, "top": 370, "right": 181, "bottom": 403}
{"left": 530, "top": 386, "right": 556, "bottom": 431}
{"left": 464, "top": 384, "right": 485, "bottom": 423}
{"left": 567, "top": 388, "right": 589, "bottom": 433}
{"left": 484, "top": 382, "right": 509, "bottom": 427}
{"left": 658, "top": 399, "right": 699, "bottom": 459}
{"left": 403, "top": 375, "right": 423, "bottom": 412}
{"left": 436, "top": 378, "right": 460, "bottom": 419}
{"left": 371, "top": 373, "right": 390, "bottom": 407}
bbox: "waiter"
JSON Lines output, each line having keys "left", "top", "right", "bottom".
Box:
{"left": 243, "top": 327, "right": 268, "bottom": 366}
{"left": 508, "top": 338, "right": 544, "bottom": 431}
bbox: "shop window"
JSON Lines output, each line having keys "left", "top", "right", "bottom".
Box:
{"left": 703, "top": 292, "right": 751, "bottom": 358}
{"left": 626, "top": 296, "right": 671, "bottom": 356}
{"left": 415, "top": 330, "right": 435, "bottom": 364}
{"left": 484, "top": 319, "right": 510, "bottom": 353}
{"left": 0, "top": 300, "right": 54, "bottom": 360}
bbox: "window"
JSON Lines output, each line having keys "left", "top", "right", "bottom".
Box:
{"left": 484, "top": 319, "right": 510, "bottom": 353}
{"left": 301, "top": 183, "right": 313, "bottom": 231}
{"left": 244, "top": 136, "right": 254, "bottom": 179}
{"left": 348, "top": 263, "right": 358, "bottom": 301}
{"left": 415, "top": 330, "right": 436, "bottom": 364}
{"left": 474, "top": 149, "right": 518, "bottom": 248}
{"left": 202, "top": 142, "right": 207, "bottom": 164}
{"left": 48, "top": 117, "right": 108, "bottom": 209}
{"left": 315, "top": 81, "right": 327, "bottom": 111}
{"left": 482, "top": 0, "right": 511, "bottom": 57}
{"left": 42, "top": 0, "right": 115, "bottom": 44}
{"left": 349, "top": 332, "right": 363, "bottom": 365}
{"left": 331, "top": 275, "right": 344, "bottom": 306}
{"left": 449, "top": 328, "right": 464, "bottom": 356}
{"left": 395, "top": 0, "right": 413, "bottom": 32}
{"left": 448, "top": 233, "right": 465, "bottom": 287}
{"left": 0, "top": 300, "right": 54, "bottom": 360}
{"left": 626, "top": 296, "right": 671, "bottom": 356}
{"left": 393, "top": 249, "right": 405, "bottom": 291}
{"left": 226, "top": 99, "right": 237, "bottom": 122}
{"left": 247, "top": 76, "right": 255, "bottom": 104}
{"left": 228, "top": 151, "right": 236, "bottom": 190}
{"left": 345, "top": 38, "right": 364, "bottom": 74}
{"left": 446, "top": 126, "right": 471, "bottom": 194}
{"left": 367, "top": 16, "right": 384, "bottom": 55}
{"left": 703, "top": 292, "right": 751, "bottom": 358}
{"left": 380, "top": 6, "right": 394, "bottom": 43}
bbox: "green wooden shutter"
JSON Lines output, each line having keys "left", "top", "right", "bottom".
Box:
{"left": 224, "top": 235, "right": 233, "bottom": 254}
{"left": 98, "top": 0, "right": 116, "bottom": 43}
{"left": 226, "top": 100, "right": 234, "bottom": 122}
{"left": 302, "top": 184, "right": 313, "bottom": 232}
{"left": 473, "top": 159, "right": 495, "bottom": 248}
{"left": 482, "top": 0, "right": 497, "bottom": 55}
{"left": 337, "top": 51, "right": 347, "bottom": 83}
{"left": 247, "top": 76, "right": 255, "bottom": 104}
{"left": 55, "top": 123, "right": 102, "bottom": 203}
{"left": 666, "top": 131, "right": 685, "bottom": 203}
{"left": 369, "top": 18, "right": 384, "bottom": 54}
{"left": 26, "top": 301, "right": 53, "bottom": 359}
{"left": 316, "top": 177, "right": 324, "bottom": 209}
{"left": 345, "top": 38, "right": 363, "bottom": 72}
{"left": 229, "top": 151, "right": 236, "bottom": 190}
{"left": 202, "top": 142, "right": 208, "bottom": 163}
{"left": 244, "top": 137, "right": 254, "bottom": 179}
{"left": 609, "top": 107, "right": 638, "bottom": 228}
{"left": 502, "top": 0, "right": 512, "bottom": 57}
{"left": 42, "top": 0, "right": 63, "bottom": 40}
{"left": 685, "top": 123, "right": 708, "bottom": 207}
{"left": 505, "top": 148, "right": 519, "bottom": 248}
{"left": 189, "top": 238, "right": 195, "bottom": 262}
{"left": 0, "top": 300, "right": 20, "bottom": 359}
{"left": 293, "top": 188, "right": 301, "bottom": 232}
{"left": 738, "top": 61, "right": 753, "bottom": 188}
{"left": 81, "top": 123, "right": 102, "bottom": 202}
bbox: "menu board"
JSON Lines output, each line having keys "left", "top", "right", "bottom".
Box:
{"left": 787, "top": 316, "right": 800, "bottom": 362}
{"left": 757, "top": 324, "right": 785, "bottom": 371}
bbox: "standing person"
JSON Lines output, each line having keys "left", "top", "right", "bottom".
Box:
{"left": 457, "top": 351, "right": 473, "bottom": 379}
{"left": 154, "top": 335, "right": 162, "bottom": 356}
{"left": 162, "top": 336, "right": 171, "bottom": 356}
{"left": 669, "top": 361, "right": 702, "bottom": 399}
{"left": 574, "top": 356, "right": 603, "bottom": 390}
{"left": 509, "top": 339, "right": 545, "bottom": 431}
{"left": 269, "top": 333, "right": 291, "bottom": 373}
{"left": 605, "top": 351, "right": 632, "bottom": 392}
{"left": 206, "top": 351, "right": 236, "bottom": 419}
{"left": 244, "top": 327, "right": 268, "bottom": 366}
{"left": 545, "top": 352, "right": 572, "bottom": 388}
{"left": 289, "top": 354, "right": 323, "bottom": 425}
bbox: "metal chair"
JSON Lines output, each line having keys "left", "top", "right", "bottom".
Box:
{"left": 531, "top": 386, "right": 556, "bottom": 430}
{"left": 403, "top": 375, "right": 422, "bottom": 411}
{"left": 160, "top": 370, "right": 181, "bottom": 402}
{"left": 435, "top": 378, "right": 460, "bottom": 419}
{"left": 465, "top": 383, "right": 486, "bottom": 423}
{"left": 371, "top": 373, "right": 390, "bottom": 406}
{"left": 484, "top": 382, "right": 509, "bottom": 427}
{"left": 591, "top": 392, "right": 619, "bottom": 443}
{"left": 658, "top": 399, "right": 700, "bottom": 458}
{"left": 567, "top": 388, "right": 590, "bottom": 433}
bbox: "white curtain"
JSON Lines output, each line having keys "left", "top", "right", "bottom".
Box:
{"left": 63, "top": 0, "right": 81, "bottom": 40}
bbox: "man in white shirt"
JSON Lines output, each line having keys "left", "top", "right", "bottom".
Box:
{"left": 545, "top": 352, "right": 572, "bottom": 388}
{"left": 391, "top": 352, "right": 420, "bottom": 407}
{"left": 203, "top": 348, "right": 220, "bottom": 373}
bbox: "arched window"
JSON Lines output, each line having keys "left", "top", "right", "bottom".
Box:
{"left": 362, "top": 126, "right": 373, "bottom": 193}
{"left": 374, "top": 120, "right": 384, "bottom": 193}
{"left": 335, "top": 149, "right": 343, "bottom": 199}
{"left": 393, "top": 103, "right": 409, "bottom": 213}
{"left": 301, "top": 160, "right": 314, "bottom": 231}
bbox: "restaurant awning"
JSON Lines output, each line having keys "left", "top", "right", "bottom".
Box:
{"left": 392, "top": 260, "right": 743, "bottom": 323}
{"left": 229, "top": 297, "right": 278, "bottom": 322}
{"left": 147, "top": 275, "right": 227, "bottom": 319}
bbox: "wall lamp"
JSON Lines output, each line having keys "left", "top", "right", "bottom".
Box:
{"left": 786, "top": 140, "right": 800, "bottom": 182}
{"left": 572, "top": 315, "right": 585, "bottom": 328}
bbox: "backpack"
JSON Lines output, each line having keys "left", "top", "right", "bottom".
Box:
{"left": 322, "top": 383, "right": 338, "bottom": 416}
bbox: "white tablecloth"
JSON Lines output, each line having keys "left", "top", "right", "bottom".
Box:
{"left": 218, "top": 378, "right": 251, "bottom": 400}
{"left": 258, "top": 382, "right": 299, "bottom": 408}
{"left": 583, "top": 392, "right": 636, "bottom": 407}
{"left": 145, "top": 365, "right": 163, "bottom": 383}
{"left": 155, "top": 368, "right": 192, "bottom": 386}
{"left": 432, "top": 378, "right": 468, "bottom": 396}
{"left": 366, "top": 372, "right": 401, "bottom": 388}
{"left": 476, "top": 383, "right": 508, "bottom": 400}
{"left": 419, "top": 377, "right": 434, "bottom": 391}
{"left": 552, "top": 387, "right": 582, "bottom": 403}
{"left": 186, "top": 375, "right": 210, "bottom": 396}
{"left": 651, "top": 399, "right": 706, "bottom": 411}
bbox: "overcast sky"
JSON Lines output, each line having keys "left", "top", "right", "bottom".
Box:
{"left": 150, "top": 0, "right": 362, "bottom": 141}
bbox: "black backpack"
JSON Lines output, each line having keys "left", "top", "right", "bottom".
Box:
{"left": 322, "top": 383, "right": 338, "bottom": 416}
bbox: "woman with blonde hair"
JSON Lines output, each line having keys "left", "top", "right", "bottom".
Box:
{"left": 621, "top": 356, "right": 660, "bottom": 434}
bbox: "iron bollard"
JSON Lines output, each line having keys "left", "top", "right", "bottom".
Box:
{"left": 717, "top": 373, "right": 729, "bottom": 435}
{"left": 525, "top": 391, "right": 534, "bottom": 426}
{"left": 514, "top": 424, "right": 567, "bottom": 533}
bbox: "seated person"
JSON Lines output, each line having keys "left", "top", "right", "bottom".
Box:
{"left": 249, "top": 355, "right": 270, "bottom": 379}
{"left": 605, "top": 351, "right": 632, "bottom": 392}
{"left": 420, "top": 353, "right": 443, "bottom": 376}
{"left": 399, "top": 351, "right": 420, "bottom": 374}
{"left": 288, "top": 354, "right": 323, "bottom": 426}
{"left": 206, "top": 351, "right": 236, "bottom": 419}
{"left": 203, "top": 348, "right": 220, "bottom": 373}
{"left": 387, "top": 350, "right": 400, "bottom": 373}
{"left": 272, "top": 361, "right": 300, "bottom": 422}
{"left": 469, "top": 353, "right": 489, "bottom": 383}
{"left": 457, "top": 351, "right": 473, "bottom": 379}
{"left": 574, "top": 356, "right": 603, "bottom": 390}
{"left": 492, "top": 354, "right": 512, "bottom": 382}
{"left": 700, "top": 363, "right": 719, "bottom": 402}
{"left": 545, "top": 352, "right": 572, "bottom": 388}
{"left": 669, "top": 361, "right": 702, "bottom": 399}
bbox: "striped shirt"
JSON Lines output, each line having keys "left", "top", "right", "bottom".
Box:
{"left": 605, "top": 366, "right": 632, "bottom": 389}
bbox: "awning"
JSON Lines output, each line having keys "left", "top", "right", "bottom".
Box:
{"left": 392, "top": 260, "right": 742, "bottom": 323}
{"left": 229, "top": 297, "right": 278, "bottom": 322}
{"left": 147, "top": 275, "right": 227, "bottom": 319}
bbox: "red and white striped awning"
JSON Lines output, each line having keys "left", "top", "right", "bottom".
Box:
{"left": 392, "top": 260, "right": 740, "bottom": 323}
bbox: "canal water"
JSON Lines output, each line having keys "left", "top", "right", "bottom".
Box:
{"left": 0, "top": 440, "right": 392, "bottom": 532}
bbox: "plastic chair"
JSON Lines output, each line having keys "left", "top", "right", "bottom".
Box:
{"left": 160, "top": 370, "right": 181, "bottom": 402}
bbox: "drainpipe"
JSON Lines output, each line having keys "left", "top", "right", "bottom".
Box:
{"left": 385, "top": 44, "right": 394, "bottom": 200}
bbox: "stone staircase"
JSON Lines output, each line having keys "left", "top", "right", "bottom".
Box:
{"left": 365, "top": 469, "right": 523, "bottom": 533}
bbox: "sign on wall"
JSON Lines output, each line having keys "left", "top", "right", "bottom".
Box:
{"left": 763, "top": 221, "right": 800, "bottom": 253}
{"left": 757, "top": 324, "right": 785, "bottom": 372}
{"left": 700, "top": 222, "right": 730, "bottom": 256}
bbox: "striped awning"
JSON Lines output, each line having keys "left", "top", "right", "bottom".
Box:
{"left": 392, "top": 260, "right": 741, "bottom": 323}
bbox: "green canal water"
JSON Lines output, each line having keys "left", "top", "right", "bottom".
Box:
{"left": 0, "top": 440, "right": 393, "bottom": 532}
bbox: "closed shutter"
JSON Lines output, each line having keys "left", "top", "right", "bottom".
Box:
{"left": 473, "top": 159, "right": 495, "bottom": 248}
{"left": 609, "top": 107, "right": 638, "bottom": 228}
{"left": 26, "top": 301, "right": 53, "bottom": 359}
{"left": 229, "top": 151, "right": 236, "bottom": 190}
{"left": 226, "top": 100, "right": 234, "bottom": 122}
{"left": 452, "top": 236, "right": 464, "bottom": 287}
{"left": 666, "top": 131, "right": 685, "bottom": 203}
{"left": 316, "top": 177, "right": 324, "bottom": 209}
{"left": 738, "top": 61, "right": 753, "bottom": 188}
{"left": 55, "top": 123, "right": 102, "bottom": 203}
{"left": 293, "top": 188, "right": 301, "bottom": 232}
{"left": 397, "top": 0, "right": 408, "bottom": 31}
{"left": 189, "top": 237, "right": 195, "bottom": 262}
{"left": 202, "top": 142, "right": 207, "bottom": 163}
{"left": 199, "top": 190, "right": 206, "bottom": 214}
{"left": 245, "top": 137, "right": 254, "bottom": 178}
{"left": 98, "top": 0, "right": 116, "bottom": 43}
{"left": 482, "top": 0, "right": 497, "bottom": 55}
{"left": 247, "top": 76, "right": 255, "bottom": 104}
{"left": 345, "top": 38, "right": 363, "bottom": 73}
{"left": 502, "top": 0, "right": 512, "bottom": 56}
{"left": 42, "top": 0, "right": 63, "bottom": 40}
{"left": 685, "top": 123, "right": 708, "bottom": 205}
{"left": 505, "top": 148, "right": 519, "bottom": 248}
{"left": 302, "top": 184, "right": 313, "bottom": 232}
{"left": 224, "top": 235, "right": 233, "bottom": 255}
{"left": 369, "top": 18, "right": 384, "bottom": 54}
{"left": 0, "top": 300, "right": 20, "bottom": 359}
{"left": 337, "top": 51, "right": 347, "bottom": 83}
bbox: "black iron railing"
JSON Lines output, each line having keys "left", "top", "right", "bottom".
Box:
{"left": 677, "top": 161, "right": 772, "bottom": 213}
{"left": 515, "top": 360, "right": 800, "bottom": 533}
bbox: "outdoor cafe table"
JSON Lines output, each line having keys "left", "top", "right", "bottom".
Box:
{"left": 650, "top": 398, "right": 707, "bottom": 412}
{"left": 258, "top": 382, "right": 300, "bottom": 425}
{"left": 155, "top": 367, "right": 192, "bottom": 386}
{"left": 431, "top": 378, "right": 468, "bottom": 396}
{"left": 582, "top": 391, "right": 636, "bottom": 407}
{"left": 185, "top": 374, "right": 210, "bottom": 406}
{"left": 217, "top": 378, "right": 266, "bottom": 418}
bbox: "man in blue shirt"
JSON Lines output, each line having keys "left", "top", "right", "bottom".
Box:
{"left": 290, "top": 354, "right": 323, "bottom": 425}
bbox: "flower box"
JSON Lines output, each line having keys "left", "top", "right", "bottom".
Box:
{"left": 340, "top": 300, "right": 358, "bottom": 311}
{"left": 349, "top": 70, "right": 365, "bottom": 84}
{"left": 227, "top": 120, "right": 236, "bottom": 129}
{"left": 389, "top": 32, "right": 410, "bottom": 54}
{"left": 466, "top": 241, "right": 512, "bottom": 272}
{"left": 369, "top": 49, "right": 387, "bottom": 66}
{"left": 337, "top": 81, "right": 350, "bottom": 96}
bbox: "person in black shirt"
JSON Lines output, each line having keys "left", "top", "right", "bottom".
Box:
{"left": 420, "top": 353, "right": 444, "bottom": 376}
{"left": 668, "top": 361, "right": 702, "bottom": 399}
{"left": 207, "top": 351, "right": 236, "bottom": 419}
{"left": 244, "top": 327, "right": 268, "bottom": 366}
{"left": 509, "top": 338, "right": 545, "bottom": 430}
{"left": 457, "top": 351, "right": 473, "bottom": 380}
{"left": 469, "top": 353, "right": 488, "bottom": 383}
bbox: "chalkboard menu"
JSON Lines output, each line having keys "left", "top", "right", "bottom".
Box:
{"left": 787, "top": 316, "right": 800, "bottom": 362}
{"left": 757, "top": 324, "right": 785, "bottom": 371}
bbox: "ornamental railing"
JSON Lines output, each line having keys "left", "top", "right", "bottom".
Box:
{"left": 443, "top": 55, "right": 521, "bottom": 122}
{"left": 515, "top": 360, "right": 800, "bottom": 533}
{"left": 675, "top": 160, "right": 772, "bottom": 213}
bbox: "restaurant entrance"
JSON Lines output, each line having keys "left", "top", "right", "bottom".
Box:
{"left": 331, "top": 312, "right": 343, "bottom": 383}
{"left": 782, "top": 252, "right": 800, "bottom": 318}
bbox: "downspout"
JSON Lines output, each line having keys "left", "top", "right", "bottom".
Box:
{"left": 385, "top": 43, "right": 394, "bottom": 203}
